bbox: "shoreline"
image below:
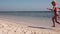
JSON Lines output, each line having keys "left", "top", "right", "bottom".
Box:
{"left": 0, "top": 15, "right": 60, "bottom": 28}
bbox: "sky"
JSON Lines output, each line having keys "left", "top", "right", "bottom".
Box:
{"left": 0, "top": 0, "right": 60, "bottom": 11}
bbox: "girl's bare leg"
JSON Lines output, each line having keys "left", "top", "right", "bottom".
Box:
{"left": 55, "top": 16, "right": 60, "bottom": 24}
{"left": 52, "top": 16, "right": 55, "bottom": 27}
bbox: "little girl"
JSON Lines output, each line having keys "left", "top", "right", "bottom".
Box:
{"left": 47, "top": 0, "right": 60, "bottom": 27}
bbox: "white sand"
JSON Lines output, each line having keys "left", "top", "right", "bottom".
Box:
{"left": 0, "top": 20, "right": 60, "bottom": 34}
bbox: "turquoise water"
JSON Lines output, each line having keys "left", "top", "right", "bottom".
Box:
{"left": 0, "top": 11, "right": 60, "bottom": 18}
{"left": 0, "top": 11, "right": 59, "bottom": 18}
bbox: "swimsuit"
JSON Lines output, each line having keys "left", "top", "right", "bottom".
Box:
{"left": 53, "top": 7, "right": 59, "bottom": 16}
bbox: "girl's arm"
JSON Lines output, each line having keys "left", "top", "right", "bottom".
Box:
{"left": 47, "top": 8, "right": 53, "bottom": 11}
{"left": 57, "top": 7, "right": 60, "bottom": 10}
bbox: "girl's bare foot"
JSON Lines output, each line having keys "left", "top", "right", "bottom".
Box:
{"left": 57, "top": 23, "right": 60, "bottom": 24}
{"left": 56, "top": 22, "right": 60, "bottom": 24}
{"left": 52, "top": 25, "right": 55, "bottom": 27}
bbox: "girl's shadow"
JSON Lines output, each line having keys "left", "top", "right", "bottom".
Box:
{"left": 28, "top": 26, "right": 55, "bottom": 30}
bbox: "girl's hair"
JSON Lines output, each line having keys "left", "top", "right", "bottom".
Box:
{"left": 51, "top": 1, "right": 56, "bottom": 4}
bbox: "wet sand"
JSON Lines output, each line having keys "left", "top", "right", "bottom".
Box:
{"left": 0, "top": 15, "right": 60, "bottom": 28}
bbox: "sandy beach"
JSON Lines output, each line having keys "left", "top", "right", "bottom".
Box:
{"left": 0, "top": 0, "right": 60, "bottom": 34}
{"left": 0, "top": 19, "right": 60, "bottom": 34}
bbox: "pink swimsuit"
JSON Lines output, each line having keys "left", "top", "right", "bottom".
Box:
{"left": 53, "top": 7, "right": 59, "bottom": 16}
